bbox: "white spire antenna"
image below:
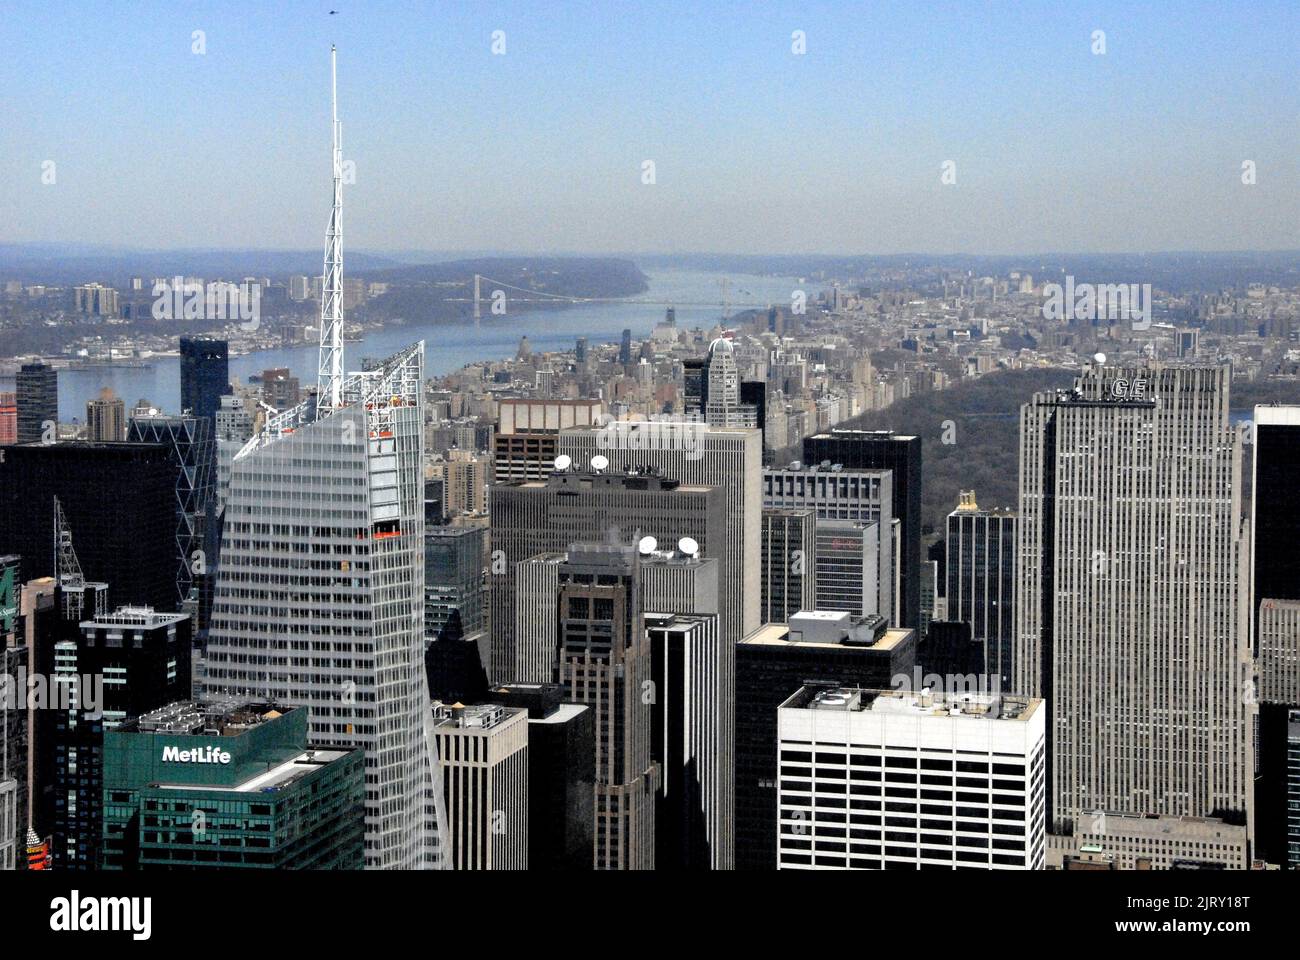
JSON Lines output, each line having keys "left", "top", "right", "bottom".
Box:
{"left": 317, "top": 44, "right": 345, "bottom": 413}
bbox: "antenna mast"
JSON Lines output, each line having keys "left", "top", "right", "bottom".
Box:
{"left": 317, "top": 44, "right": 345, "bottom": 413}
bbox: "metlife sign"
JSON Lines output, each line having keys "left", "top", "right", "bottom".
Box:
{"left": 161, "top": 744, "right": 232, "bottom": 765}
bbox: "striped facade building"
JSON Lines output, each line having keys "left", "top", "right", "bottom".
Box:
{"left": 1015, "top": 364, "right": 1250, "bottom": 833}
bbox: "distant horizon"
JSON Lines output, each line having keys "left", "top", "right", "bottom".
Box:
{"left": 3, "top": 1, "right": 1297, "bottom": 254}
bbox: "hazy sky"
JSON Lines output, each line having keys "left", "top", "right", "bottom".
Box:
{"left": 2, "top": 0, "right": 1297, "bottom": 256}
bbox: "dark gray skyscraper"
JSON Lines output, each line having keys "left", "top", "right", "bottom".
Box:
{"left": 556, "top": 543, "right": 658, "bottom": 869}
{"left": 945, "top": 490, "right": 1016, "bottom": 687}
{"left": 803, "top": 430, "right": 922, "bottom": 630}
{"left": 489, "top": 466, "right": 726, "bottom": 682}
{"left": 1016, "top": 364, "right": 1249, "bottom": 833}
{"left": 15, "top": 362, "right": 57, "bottom": 443}
{"left": 179, "top": 337, "right": 230, "bottom": 422}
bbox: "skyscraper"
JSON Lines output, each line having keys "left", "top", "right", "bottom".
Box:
{"left": 204, "top": 344, "right": 443, "bottom": 869}
{"left": 85, "top": 389, "right": 125, "bottom": 442}
{"left": 178, "top": 337, "right": 230, "bottom": 423}
{"left": 555, "top": 543, "right": 658, "bottom": 869}
{"left": 776, "top": 686, "right": 1046, "bottom": 870}
{"left": 0, "top": 443, "right": 178, "bottom": 611}
{"left": 204, "top": 47, "right": 444, "bottom": 870}
{"left": 15, "top": 362, "right": 57, "bottom": 444}
{"left": 702, "top": 337, "right": 760, "bottom": 428}
{"left": 559, "top": 422, "right": 762, "bottom": 645}
{"left": 761, "top": 508, "right": 817, "bottom": 625}
{"left": 430, "top": 701, "right": 529, "bottom": 870}
{"left": 1250, "top": 405, "right": 1300, "bottom": 635}
{"left": 1015, "top": 364, "right": 1249, "bottom": 833}
{"left": 50, "top": 605, "right": 192, "bottom": 869}
{"left": 735, "top": 611, "right": 917, "bottom": 870}
{"left": 803, "top": 430, "right": 922, "bottom": 630}
{"left": 489, "top": 465, "right": 726, "bottom": 682}
{"left": 763, "top": 462, "right": 894, "bottom": 625}
{"left": 945, "top": 491, "right": 1016, "bottom": 688}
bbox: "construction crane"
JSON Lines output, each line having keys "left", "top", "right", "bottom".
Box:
{"left": 53, "top": 495, "right": 106, "bottom": 621}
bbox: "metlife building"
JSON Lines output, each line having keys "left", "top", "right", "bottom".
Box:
{"left": 102, "top": 700, "right": 364, "bottom": 870}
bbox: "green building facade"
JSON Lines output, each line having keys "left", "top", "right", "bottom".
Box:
{"left": 103, "top": 703, "right": 364, "bottom": 869}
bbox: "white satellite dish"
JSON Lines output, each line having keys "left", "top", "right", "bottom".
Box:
{"left": 590, "top": 454, "right": 609, "bottom": 472}
{"left": 553, "top": 454, "right": 572, "bottom": 472}
{"left": 1093, "top": 352, "right": 1107, "bottom": 365}
{"left": 638, "top": 535, "right": 658, "bottom": 555}
{"left": 677, "top": 536, "right": 699, "bottom": 557}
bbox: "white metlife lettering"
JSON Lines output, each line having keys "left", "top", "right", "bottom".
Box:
{"left": 162, "top": 744, "right": 232, "bottom": 765}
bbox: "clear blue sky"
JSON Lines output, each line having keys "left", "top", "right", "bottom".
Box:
{"left": 1, "top": 0, "right": 1297, "bottom": 255}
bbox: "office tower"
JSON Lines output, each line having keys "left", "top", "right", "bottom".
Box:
{"left": 814, "top": 519, "right": 889, "bottom": 618}
{"left": 203, "top": 344, "right": 444, "bottom": 869}
{"left": 736, "top": 611, "right": 917, "bottom": 871}
{"left": 641, "top": 542, "right": 720, "bottom": 621}
{"left": 682, "top": 358, "right": 705, "bottom": 416}
{"left": 484, "top": 683, "right": 595, "bottom": 871}
{"left": 206, "top": 47, "right": 446, "bottom": 868}
{"left": 260, "top": 368, "right": 301, "bottom": 410}
{"left": 102, "top": 701, "right": 365, "bottom": 869}
{"left": 803, "top": 430, "right": 922, "bottom": 630}
{"left": 918, "top": 620, "right": 983, "bottom": 679}
{"left": 126, "top": 413, "right": 215, "bottom": 622}
{"left": 646, "top": 611, "right": 731, "bottom": 870}
{"left": 1254, "top": 702, "right": 1298, "bottom": 866}
{"left": 84, "top": 388, "right": 125, "bottom": 442}
{"left": 575, "top": 336, "right": 588, "bottom": 364}
{"left": 555, "top": 544, "right": 658, "bottom": 869}
{"left": 430, "top": 701, "right": 529, "bottom": 870}
{"left": 1177, "top": 328, "right": 1200, "bottom": 358}
{"left": 15, "top": 363, "right": 57, "bottom": 444}
{"left": 702, "top": 338, "right": 760, "bottom": 428}
{"left": 0, "top": 391, "right": 16, "bottom": 445}
{"left": 1016, "top": 364, "right": 1249, "bottom": 832}
{"left": 289, "top": 274, "right": 311, "bottom": 301}
{"left": 763, "top": 462, "right": 894, "bottom": 625}
{"left": 0, "top": 443, "right": 177, "bottom": 611}
{"left": 425, "top": 525, "right": 486, "bottom": 640}
{"left": 493, "top": 398, "right": 601, "bottom": 483}
{"left": 1258, "top": 600, "right": 1300, "bottom": 704}
{"left": 946, "top": 491, "right": 1016, "bottom": 687}
{"left": 425, "top": 609, "right": 490, "bottom": 704}
{"left": 776, "top": 686, "right": 1045, "bottom": 870}
{"left": 490, "top": 465, "right": 726, "bottom": 682}
{"left": 514, "top": 553, "right": 565, "bottom": 684}
{"left": 761, "top": 508, "right": 817, "bottom": 625}
{"left": 560, "top": 422, "right": 762, "bottom": 644}
{"left": 619, "top": 328, "right": 632, "bottom": 366}
{"left": 178, "top": 337, "right": 230, "bottom": 422}
{"left": 1251, "top": 405, "right": 1300, "bottom": 635}
{"left": 50, "top": 605, "right": 191, "bottom": 869}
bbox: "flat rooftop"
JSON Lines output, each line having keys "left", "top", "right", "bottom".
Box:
{"left": 780, "top": 686, "right": 1041, "bottom": 722}
{"left": 156, "top": 749, "right": 350, "bottom": 794}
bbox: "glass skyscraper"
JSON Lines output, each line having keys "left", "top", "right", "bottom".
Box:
{"left": 204, "top": 342, "right": 447, "bottom": 869}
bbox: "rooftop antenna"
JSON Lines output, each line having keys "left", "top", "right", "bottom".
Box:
{"left": 317, "top": 44, "right": 345, "bottom": 413}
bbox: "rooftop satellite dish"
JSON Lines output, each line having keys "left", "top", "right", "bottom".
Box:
{"left": 638, "top": 535, "right": 658, "bottom": 555}
{"left": 677, "top": 536, "right": 699, "bottom": 557}
{"left": 554, "top": 454, "right": 572, "bottom": 472}
{"left": 590, "top": 454, "right": 609, "bottom": 472}
{"left": 1094, "top": 352, "right": 1107, "bottom": 365}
